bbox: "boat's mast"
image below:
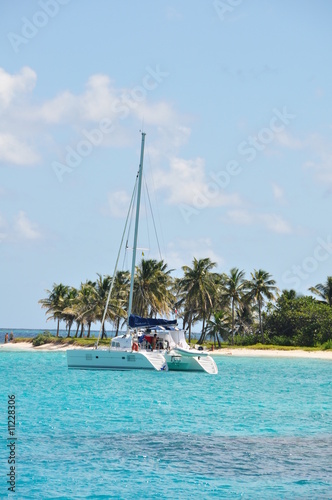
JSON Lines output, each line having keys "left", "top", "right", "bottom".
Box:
{"left": 127, "top": 132, "right": 146, "bottom": 326}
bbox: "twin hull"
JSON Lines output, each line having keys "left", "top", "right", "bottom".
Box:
{"left": 67, "top": 349, "right": 167, "bottom": 371}
{"left": 67, "top": 349, "right": 218, "bottom": 374}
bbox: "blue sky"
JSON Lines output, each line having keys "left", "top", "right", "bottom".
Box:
{"left": 1, "top": 0, "right": 332, "bottom": 329}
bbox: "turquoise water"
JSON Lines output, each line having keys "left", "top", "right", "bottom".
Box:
{"left": 1, "top": 351, "right": 331, "bottom": 499}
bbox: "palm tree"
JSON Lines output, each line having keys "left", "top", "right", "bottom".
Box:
{"left": 222, "top": 268, "right": 246, "bottom": 345}
{"left": 75, "top": 281, "right": 99, "bottom": 338}
{"left": 235, "top": 296, "right": 256, "bottom": 340}
{"left": 39, "top": 283, "right": 69, "bottom": 336}
{"left": 132, "top": 259, "right": 174, "bottom": 318}
{"left": 281, "top": 289, "right": 297, "bottom": 301}
{"left": 246, "top": 269, "right": 278, "bottom": 343}
{"left": 309, "top": 277, "right": 332, "bottom": 307}
{"left": 205, "top": 310, "right": 231, "bottom": 346}
{"left": 94, "top": 274, "right": 113, "bottom": 338}
{"left": 61, "top": 287, "right": 78, "bottom": 337}
{"left": 112, "top": 270, "right": 130, "bottom": 334}
{"left": 177, "top": 257, "right": 217, "bottom": 343}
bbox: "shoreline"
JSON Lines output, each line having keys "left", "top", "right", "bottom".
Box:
{"left": 1, "top": 342, "right": 332, "bottom": 359}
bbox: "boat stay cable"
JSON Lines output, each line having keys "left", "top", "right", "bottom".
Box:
{"left": 95, "top": 173, "right": 139, "bottom": 348}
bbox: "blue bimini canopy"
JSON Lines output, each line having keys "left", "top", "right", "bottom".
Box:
{"left": 129, "top": 314, "right": 177, "bottom": 329}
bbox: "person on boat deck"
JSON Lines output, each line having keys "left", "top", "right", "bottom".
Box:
{"left": 151, "top": 333, "right": 158, "bottom": 351}
{"left": 4, "top": 332, "right": 8, "bottom": 343}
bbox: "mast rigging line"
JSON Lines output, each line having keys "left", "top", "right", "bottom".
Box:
{"left": 96, "top": 167, "right": 139, "bottom": 348}
{"left": 145, "top": 148, "right": 167, "bottom": 263}
{"left": 144, "top": 179, "right": 162, "bottom": 261}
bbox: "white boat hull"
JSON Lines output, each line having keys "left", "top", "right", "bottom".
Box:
{"left": 67, "top": 349, "right": 168, "bottom": 371}
{"left": 165, "top": 350, "right": 218, "bottom": 374}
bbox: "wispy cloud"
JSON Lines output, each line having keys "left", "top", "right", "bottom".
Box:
{"left": 103, "top": 190, "right": 132, "bottom": 218}
{"left": 166, "top": 237, "right": 224, "bottom": 271}
{"left": 0, "top": 133, "right": 40, "bottom": 165}
{"left": 0, "top": 211, "right": 42, "bottom": 242}
{"left": 0, "top": 66, "right": 185, "bottom": 168}
{"left": 0, "top": 66, "right": 36, "bottom": 109}
{"left": 154, "top": 156, "right": 242, "bottom": 207}
{"left": 274, "top": 130, "right": 303, "bottom": 150}
{"left": 0, "top": 212, "right": 8, "bottom": 242}
{"left": 225, "top": 209, "right": 292, "bottom": 234}
{"left": 303, "top": 134, "right": 332, "bottom": 186}
{"left": 272, "top": 182, "right": 287, "bottom": 205}
{"left": 14, "top": 211, "right": 41, "bottom": 240}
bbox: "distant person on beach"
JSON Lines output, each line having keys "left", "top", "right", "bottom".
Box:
{"left": 5, "top": 333, "right": 8, "bottom": 343}
{"left": 9, "top": 332, "right": 14, "bottom": 342}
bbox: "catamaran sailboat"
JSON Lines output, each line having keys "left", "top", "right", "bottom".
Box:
{"left": 129, "top": 315, "right": 218, "bottom": 374}
{"left": 67, "top": 133, "right": 218, "bottom": 374}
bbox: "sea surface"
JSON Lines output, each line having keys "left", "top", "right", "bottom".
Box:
{"left": 1, "top": 332, "right": 331, "bottom": 498}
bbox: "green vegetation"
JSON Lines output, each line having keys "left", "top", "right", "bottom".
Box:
{"left": 38, "top": 260, "right": 332, "bottom": 349}
{"left": 29, "top": 332, "right": 110, "bottom": 347}
{"left": 265, "top": 294, "right": 332, "bottom": 347}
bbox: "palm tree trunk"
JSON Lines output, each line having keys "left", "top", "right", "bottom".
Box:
{"left": 202, "top": 316, "right": 206, "bottom": 342}
{"left": 259, "top": 300, "right": 264, "bottom": 343}
{"left": 67, "top": 321, "right": 72, "bottom": 338}
{"left": 87, "top": 322, "right": 91, "bottom": 338}
{"left": 74, "top": 322, "right": 80, "bottom": 338}
{"left": 56, "top": 318, "right": 60, "bottom": 337}
{"left": 231, "top": 299, "right": 235, "bottom": 345}
{"left": 102, "top": 322, "right": 107, "bottom": 339}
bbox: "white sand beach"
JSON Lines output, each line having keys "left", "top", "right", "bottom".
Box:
{"left": 212, "top": 348, "right": 332, "bottom": 359}
{"left": 1, "top": 342, "right": 332, "bottom": 359}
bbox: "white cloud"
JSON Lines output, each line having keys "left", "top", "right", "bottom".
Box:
{"left": 154, "top": 156, "right": 242, "bottom": 208}
{"left": 0, "top": 133, "right": 40, "bottom": 165}
{"left": 0, "top": 212, "right": 7, "bottom": 242}
{"left": 0, "top": 66, "right": 189, "bottom": 170}
{"left": 225, "top": 209, "right": 253, "bottom": 226}
{"left": 226, "top": 209, "right": 292, "bottom": 234}
{"left": 14, "top": 211, "right": 41, "bottom": 240}
{"left": 38, "top": 73, "right": 179, "bottom": 128}
{"left": 104, "top": 190, "right": 131, "bottom": 218}
{"left": 260, "top": 213, "right": 292, "bottom": 234}
{"left": 269, "top": 130, "right": 332, "bottom": 188}
{"left": 275, "top": 131, "right": 303, "bottom": 150}
{"left": 0, "top": 66, "right": 36, "bottom": 109}
{"left": 166, "top": 238, "right": 224, "bottom": 272}
{"left": 272, "top": 182, "right": 287, "bottom": 204}
{"left": 0, "top": 211, "right": 42, "bottom": 241}
{"left": 303, "top": 134, "right": 332, "bottom": 185}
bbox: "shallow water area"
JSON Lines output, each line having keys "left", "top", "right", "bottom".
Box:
{"left": 1, "top": 351, "right": 331, "bottom": 498}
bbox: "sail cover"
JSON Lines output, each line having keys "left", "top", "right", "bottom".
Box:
{"left": 129, "top": 314, "right": 177, "bottom": 329}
